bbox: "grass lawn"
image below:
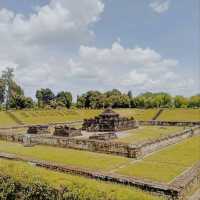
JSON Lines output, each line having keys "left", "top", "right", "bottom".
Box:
{"left": 116, "top": 135, "right": 200, "bottom": 183}
{"left": 0, "top": 140, "right": 131, "bottom": 171}
{"left": 0, "top": 112, "right": 19, "bottom": 127}
{"left": 116, "top": 126, "right": 185, "bottom": 144}
{"left": 0, "top": 159, "right": 164, "bottom": 200}
{"left": 8, "top": 109, "right": 102, "bottom": 125}
{"left": 158, "top": 109, "right": 200, "bottom": 121}
{"left": 0, "top": 108, "right": 158, "bottom": 127}
{"left": 115, "top": 109, "right": 158, "bottom": 121}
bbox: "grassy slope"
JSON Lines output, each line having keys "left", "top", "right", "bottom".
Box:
{"left": 0, "top": 108, "right": 158, "bottom": 127}
{"left": 116, "top": 126, "right": 184, "bottom": 144}
{"left": 158, "top": 109, "right": 200, "bottom": 121}
{"left": 0, "top": 135, "right": 199, "bottom": 183}
{"left": 115, "top": 109, "right": 158, "bottom": 121}
{"left": 0, "top": 112, "right": 19, "bottom": 127}
{"left": 116, "top": 135, "right": 200, "bottom": 183}
{"left": 0, "top": 159, "right": 164, "bottom": 200}
{"left": 0, "top": 140, "right": 131, "bottom": 171}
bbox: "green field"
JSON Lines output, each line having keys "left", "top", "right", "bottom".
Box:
{"left": 0, "top": 109, "right": 157, "bottom": 127}
{"left": 0, "top": 135, "right": 199, "bottom": 184}
{"left": 115, "top": 109, "right": 158, "bottom": 121}
{"left": 158, "top": 109, "right": 200, "bottom": 121}
{"left": 0, "top": 159, "right": 164, "bottom": 200}
{"left": 116, "top": 126, "right": 185, "bottom": 144}
{"left": 116, "top": 135, "right": 200, "bottom": 183}
{"left": 0, "top": 140, "right": 131, "bottom": 171}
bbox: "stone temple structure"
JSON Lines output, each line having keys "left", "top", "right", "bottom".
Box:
{"left": 27, "top": 125, "right": 50, "bottom": 134}
{"left": 53, "top": 125, "right": 82, "bottom": 137}
{"left": 89, "top": 132, "right": 117, "bottom": 140}
{"left": 82, "top": 107, "right": 139, "bottom": 132}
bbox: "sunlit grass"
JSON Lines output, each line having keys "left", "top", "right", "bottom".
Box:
{"left": 158, "top": 109, "right": 200, "bottom": 121}
{"left": 116, "top": 126, "right": 185, "bottom": 144}
{"left": 0, "top": 140, "right": 131, "bottom": 171}
{"left": 0, "top": 159, "right": 165, "bottom": 200}
{"left": 116, "top": 135, "right": 200, "bottom": 183}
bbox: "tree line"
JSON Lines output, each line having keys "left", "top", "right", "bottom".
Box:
{"left": 0, "top": 68, "right": 199, "bottom": 110}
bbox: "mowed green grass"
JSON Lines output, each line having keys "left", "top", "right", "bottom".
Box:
{"left": 0, "top": 140, "right": 131, "bottom": 171}
{"left": 0, "top": 112, "right": 19, "bottom": 127}
{"left": 158, "top": 109, "right": 200, "bottom": 121}
{"left": 0, "top": 108, "right": 157, "bottom": 127}
{"left": 0, "top": 159, "right": 164, "bottom": 200}
{"left": 8, "top": 109, "right": 102, "bottom": 125}
{"left": 115, "top": 109, "right": 158, "bottom": 121}
{"left": 116, "top": 126, "right": 185, "bottom": 144}
{"left": 116, "top": 135, "right": 200, "bottom": 183}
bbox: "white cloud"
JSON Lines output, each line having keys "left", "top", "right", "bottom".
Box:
{"left": 0, "top": 0, "right": 104, "bottom": 46}
{"left": 0, "top": 1, "right": 197, "bottom": 97}
{"left": 150, "top": 0, "right": 171, "bottom": 14}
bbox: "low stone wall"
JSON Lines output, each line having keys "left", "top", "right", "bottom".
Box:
{"left": 1, "top": 151, "right": 200, "bottom": 200}
{"left": 170, "top": 161, "right": 200, "bottom": 199}
{"left": 139, "top": 120, "right": 200, "bottom": 127}
{"left": 133, "top": 126, "right": 200, "bottom": 158}
{"left": 0, "top": 126, "right": 199, "bottom": 159}
{"left": 0, "top": 152, "right": 179, "bottom": 200}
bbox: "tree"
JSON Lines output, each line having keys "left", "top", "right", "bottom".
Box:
{"left": 0, "top": 79, "right": 5, "bottom": 104}
{"left": 36, "top": 88, "right": 55, "bottom": 107}
{"left": 188, "top": 95, "right": 200, "bottom": 108}
{"left": 56, "top": 91, "right": 72, "bottom": 108}
{"left": 1, "top": 68, "right": 14, "bottom": 110}
{"left": 10, "top": 95, "right": 34, "bottom": 109}
{"left": 127, "top": 90, "right": 133, "bottom": 99}
{"left": 174, "top": 96, "right": 189, "bottom": 108}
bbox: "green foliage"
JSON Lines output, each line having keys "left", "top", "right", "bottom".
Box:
{"left": 0, "top": 79, "right": 5, "bottom": 104}
{"left": 36, "top": 88, "right": 55, "bottom": 107}
{"left": 56, "top": 91, "right": 72, "bottom": 108}
{"left": 9, "top": 95, "right": 34, "bottom": 109}
{"left": 116, "top": 135, "right": 200, "bottom": 182}
{"left": 0, "top": 159, "right": 164, "bottom": 200}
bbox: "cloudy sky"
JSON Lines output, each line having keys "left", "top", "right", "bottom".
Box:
{"left": 0, "top": 0, "right": 199, "bottom": 98}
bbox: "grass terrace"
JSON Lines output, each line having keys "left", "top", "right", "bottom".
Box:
{"left": 0, "top": 140, "right": 131, "bottom": 171}
{"left": 0, "top": 134, "right": 199, "bottom": 184}
{"left": 0, "top": 108, "right": 159, "bottom": 128}
{"left": 116, "top": 135, "right": 200, "bottom": 183}
{"left": 0, "top": 159, "right": 164, "bottom": 200}
{"left": 158, "top": 109, "right": 200, "bottom": 121}
{"left": 115, "top": 108, "right": 158, "bottom": 121}
{"left": 116, "top": 126, "right": 185, "bottom": 144}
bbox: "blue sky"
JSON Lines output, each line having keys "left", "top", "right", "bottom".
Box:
{"left": 0, "top": 0, "right": 199, "bottom": 98}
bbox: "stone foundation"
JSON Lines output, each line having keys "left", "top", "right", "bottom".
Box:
{"left": 139, "top": 120, "right": 200, "bottom": 127}
{"left": 89, "top": 132, "right": 117, "bottom": 140}
{"left": 53, "top": 125, "right": 82, "bottom": 137}
{"left": 83, "top": 108, "right": 139, "bottom": 132}
{"left": 27, "top": 125, "right": 50, "bottom": 134}
{"left": 0, "top": 126, "right": 199, "bottom": 159}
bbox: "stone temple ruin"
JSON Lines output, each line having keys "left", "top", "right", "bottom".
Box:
{"left": 82, "top": 107, "right": 139, "bottom": 132}
{"left": 27, "top": 125, "right": 50, "bottom": 134}
{"left": 89, "top": 132, "right": 117, "bottom": 140}
{"left": 53, "top": 125, "right": 82, "bottom": 137}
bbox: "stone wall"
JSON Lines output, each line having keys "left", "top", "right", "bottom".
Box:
{"left": 139, "top": 120, "right": 200, "bottom": 127}
{"left": 133, "top": 126, "right": 200, "bottom": 158}
{"left": 0, "top": 152, "right": 179, "bottom": 200}
{"left": 169, "top": 161, "right": 200, "bottom": 199}
{"left": 0, "top": 126, "right": 199, "bottom": 159}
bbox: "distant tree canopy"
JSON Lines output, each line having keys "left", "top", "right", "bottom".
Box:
{"left": 0, "top": 67, "right": 32, "bottom": 109}
{"left": 36, "top": 89, "right": 72, "bottom": 109}
{"left": 0, "top": 68, "right": 199, "bottom": 110}
{"left": 77, "top": 91, "right": 200, "bottom": 109}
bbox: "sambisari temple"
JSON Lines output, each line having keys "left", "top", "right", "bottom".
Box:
{"left": 82, "top": 107, "right": 139, "bottom": 132}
